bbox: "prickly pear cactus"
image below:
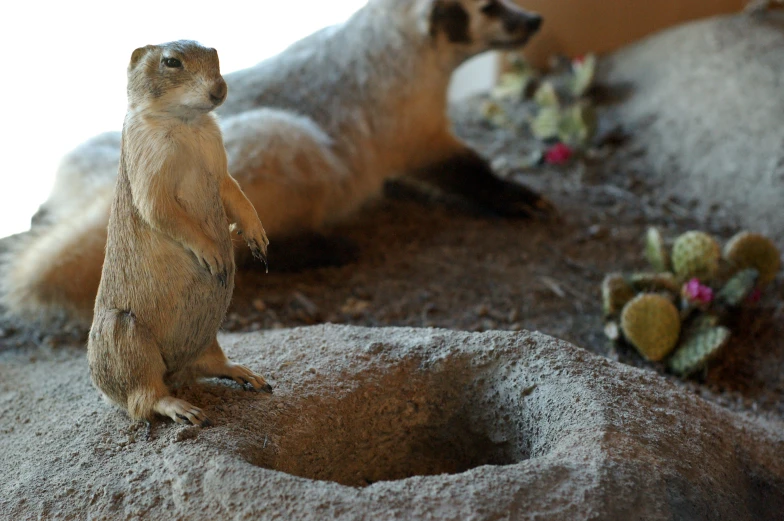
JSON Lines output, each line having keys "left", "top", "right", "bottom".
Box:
{"left": 570, "top": 54, "right": 596, "bottom": 97}
{"left": 602, "top": 274, "right": 636, "bottom": 317}
{"left": 530, "top": 106, "right": 560, "bottom": 141}
{"left": 645, "top": 227, "right": 670, "bottom": 272}
{"left": 668, "top": 326, "right": 731, "bottom": 376}
{"left": 600, "top": 226, "right": 778, "bottom": 378}
{"left": 629, "top": 272, "right": 680, "bottom": 296}
{"left": 533, "top": 81, "right": 560, "bottom": 107}
{"left": 620, "top": 294, "right": 681, "bottom": 362}
{"left": 671, "top": 231, "right": 721, "bottom": 282}
{"left": 717, "top": 268, "right": 760, "bottom": 307}
{"left": 557, "top": 103, "right": 597, "bottom": 147}
{"left": 723, "top": 232, "right": 781, "bottom": 286}
{"left": 480, "top": 100, "right": 512, "bottom": 128}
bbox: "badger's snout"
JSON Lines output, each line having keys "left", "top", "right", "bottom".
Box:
{"left": 505, "top": 12, "right": 543, "bottom": 36}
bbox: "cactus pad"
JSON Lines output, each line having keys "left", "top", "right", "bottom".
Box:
{"left": 558, "top": 103, "right": 597, "bottom": 147}
{"left": 571, "top": 54, "right": 597, "bottom": 97}
{"left": 644, "top": 227, "right": 670, "bottom": 272}
{"left": 602, "top": 274, "right": 636, "bottom": 317}
{"left": 530, "top": 106, "right": 560, "bottom": 141}
{"left": 620, "top": 294, "right": 682, "bottom": 362}
{"left": 629, "top": 272, "right": 680, "bottom": 296}
{"left": 668, "top": 326, "right": 731, "bottom": 376}
{"left": 671, "top": 231, "right": 721, "bottom": 282}
{"left": 533, "top": 81, "right": 559, "bottom": 107}
{"left": 723, "top": 232, "right": 781, "bottom": 286}
{"left": 717, "top": 268, "right": 760, "bottom": 307}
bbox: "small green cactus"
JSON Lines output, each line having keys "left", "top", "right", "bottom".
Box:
{"left": 570, "top": 54, "right": 597, "bottom": 97}
{"left": 530, "top": 106, "right": 560, "bottom": 141}
{"left": 620, "top": 294, "right": 682, "bottom": 362}
{"left": 602, "top": 274, "right": 636, "bottom": 317}
{"left": 557, "top": 103, "right": 597, "bottom": 147}
{"left": 533, "top": 81, "right": 560, "bottom": 107}
{"left": 492, "top": 54, "right": 536, "bottom": 100}
{"left": 645, "top": 227, "right": 670, "bottom": 272}
{"left": 717, "top": 268, "right": 760, "bottom": 307}
{"left": 629, "top": 272, "right": 680, "bottom": 296}
{"left": 671, "top": 231, "right": 721, "bottom": 282}
{"left": 723, "top": 232, "right": 781, "bottom": 286}
{"left": 480, "top": 101, "right": 512, "bottom": 129}
{"left": 668, "top": 326, "right": 731, "bottom": 376}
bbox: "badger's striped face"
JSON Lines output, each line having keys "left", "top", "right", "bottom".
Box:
{"left": 428, "top": 0, "right": 542, "bottom": 51}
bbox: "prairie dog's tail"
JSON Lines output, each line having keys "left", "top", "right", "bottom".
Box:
{"left": 1, "top": 192, "right": 111, "bottom": 331}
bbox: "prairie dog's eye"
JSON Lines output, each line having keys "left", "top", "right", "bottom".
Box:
{"left": 162, "top": 57, "right": 182, "bottom": 68}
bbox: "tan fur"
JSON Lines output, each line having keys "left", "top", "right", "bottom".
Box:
{"left": 87, "top": 41, "right": 271, "bottom": 426}
{"left": 2, "top": 0, "right": 545, "bottom": 329}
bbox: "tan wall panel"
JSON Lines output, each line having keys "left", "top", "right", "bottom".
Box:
{"left": 517, "top": 0, "right": 747, "bottom": 66}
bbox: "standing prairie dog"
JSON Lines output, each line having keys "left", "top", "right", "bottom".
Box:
{"left": 88, "top": 41, "right": 271, "bottom": 426}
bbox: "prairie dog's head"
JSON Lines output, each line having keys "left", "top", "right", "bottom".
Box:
{"left": 416, "top": 0, "right": 542, "bottom": 57}
{"left": 126, "top": 40, "right": 227, "bottom": 120}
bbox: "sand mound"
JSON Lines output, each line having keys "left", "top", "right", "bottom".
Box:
{"left": 2, "top": 325, "right": 782, "bottom": 520}
{"left": 601, "top": 12, "right": 784, "bottom": 243}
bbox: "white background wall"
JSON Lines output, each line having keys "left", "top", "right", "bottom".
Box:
{"left": 0, "top": 1, "right": 495, "bottom": 239}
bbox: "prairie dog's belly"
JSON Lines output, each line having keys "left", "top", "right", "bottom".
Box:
{"left": 99, "top": 220, "right": 234, "bottom": 372}
{"left": 142, "top": 229, "right": 232, "bottom": 362}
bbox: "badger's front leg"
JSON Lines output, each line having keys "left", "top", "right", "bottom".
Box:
{"left": 402, "top": 137, "right": 556, "bottom": 219}
{"left": 221, "top": 175, "right": 269, "bottom": 269}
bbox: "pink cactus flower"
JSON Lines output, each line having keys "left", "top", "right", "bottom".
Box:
{"left": 544, "top": 143, "right": 573, "bottom": 165}
{"left": 573, "top": 55, "right": 586, "bottom": 65}
{"left": 747, "top": 289, "right": 762, "bottom": 304}
{"left": 683, "top": 278, "right": 714, "bottom": 305}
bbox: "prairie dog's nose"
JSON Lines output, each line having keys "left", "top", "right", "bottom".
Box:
{"left": 209, "top": 79, "right": 227, "bottom": 105}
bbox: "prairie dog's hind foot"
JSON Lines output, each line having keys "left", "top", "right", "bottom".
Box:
{"left": 220, "top": 363, "right": 273, "bottom": 394}
{"left": 191, "top": 338, "right": 273, "bottom": 393}
{"left": 153, "top": 396, "right": 211, "bottom": 427}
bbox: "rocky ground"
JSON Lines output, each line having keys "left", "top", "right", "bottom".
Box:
{"left": 1, "top": 326, "right": 783, "bottom": 520}
{"left": 1, "top": 10, "right": 783, "bottom": 521}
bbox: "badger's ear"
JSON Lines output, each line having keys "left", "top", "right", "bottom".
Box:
{"left": 129, "top": 45, "right": 154, "bottom": 71}
{"left": 417, "top": 0, "right": 472, "bottom": 44}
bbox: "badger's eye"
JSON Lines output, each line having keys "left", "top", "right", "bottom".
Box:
{"left": 480, "top": 1, "right": 502, "bottom": 16}
{"left": 162, "top": 57, "right": 182, "bottom": 68}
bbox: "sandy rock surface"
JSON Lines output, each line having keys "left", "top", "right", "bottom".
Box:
{"left": 1, "top": 325, "right": 782, "bottom": 520}
{"left": 601, "top": 12, "right": 784, "bottom": 242}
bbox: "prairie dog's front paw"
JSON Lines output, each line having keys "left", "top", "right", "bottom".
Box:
{"left": 191, "top": 240, "right": 226, "bottom": 278}
{"left": 238, "top": 222, "right": 269, "bottom": 270}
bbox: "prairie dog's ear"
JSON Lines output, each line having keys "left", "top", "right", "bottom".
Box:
{"left": 418, "top": 0, "right": 472, "bottom": 44}
{"left": 129, "top": 45, "right": 154, "bottom": 70}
